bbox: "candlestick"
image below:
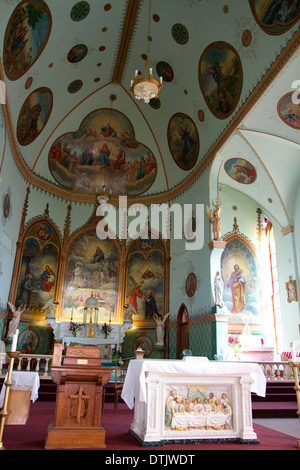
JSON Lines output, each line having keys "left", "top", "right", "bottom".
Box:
{"left": 0, "top": 351, "right": 20, "bottom": 450}
{"left": 11, "top": 329, "right": 19, "bottom": 352}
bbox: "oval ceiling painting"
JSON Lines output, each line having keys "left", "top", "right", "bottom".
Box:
{"left": 17, "top": 87, "right": 53, "bottom": 146}
{"left": 198, "top": 41, "right": 243, "bottom": 120}
{"left": 167, "top": 113, "right": 199, "bottom": 171}
{"left": 277, "top": 92, "right": 300, "bottom": 130}
{"left": 49, "top": 108, "right": 157, "bottom": 197}
{"left": 249, "top": 0, "right": 300, "bottom": 35}
{"left": 3, "top": 0, "right": 52, "bottom": 80}
{"left": 224, "top": 158, "right": 257, "bottom": 185}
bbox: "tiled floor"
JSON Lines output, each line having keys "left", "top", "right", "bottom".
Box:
{"left": 253, "top": 418, "right": 300, "bottom": 439}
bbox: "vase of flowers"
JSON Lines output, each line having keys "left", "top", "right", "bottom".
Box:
{"left": 101, "top": 322, "right": 112, "bottom": 339}
{"left": 228, "top": 335, "right": 241, "bottom": 359}
{"left": 111, "top": 345, "right": 121, "bottom": 364}
{"left": 69, "top": 322, "right": 81, "bottom": 337}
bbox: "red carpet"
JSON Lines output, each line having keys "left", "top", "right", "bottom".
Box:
{"left": 1, "top": 401, "right": 299, "bottom": 451}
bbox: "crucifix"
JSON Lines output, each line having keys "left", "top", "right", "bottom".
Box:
{"left": 70, "top": 385, "right": 90, "bottom": 423}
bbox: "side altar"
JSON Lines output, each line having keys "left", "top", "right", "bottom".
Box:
{"left": 45, "top": 344, "right": 112, "bottom": 449}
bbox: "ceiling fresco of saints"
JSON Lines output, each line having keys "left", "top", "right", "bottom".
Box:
{"left": 3, "top": 0, "right": 52, "bottom": 80}
{"left": 249, "top": 0, "right": 300, "bottom": 35}
{"left": 49, "top": 108, "right": 157, "bottom": 197}
{"left": 198, "top": 41, "right": 243, "bottom": 120}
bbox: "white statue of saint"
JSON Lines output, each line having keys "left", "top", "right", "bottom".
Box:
{"left": 214, "top": 271, "right": 224, "bottom": 307}
{"left": 7, "top": 302, "right": 25, "bottom": 336}
{"left": 42, "top": 299, "right": 57, "bottom": 319}
{"left": 154, "top": 312, "right": 170, "bottom": 345}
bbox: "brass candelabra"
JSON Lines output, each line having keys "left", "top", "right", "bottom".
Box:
{"left": 0, "top": 351, "right": 20, "bottom": 450}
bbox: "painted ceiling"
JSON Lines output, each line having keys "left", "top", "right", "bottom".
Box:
{"left": 0, "top": 0, "right": 299, "bottom": 221}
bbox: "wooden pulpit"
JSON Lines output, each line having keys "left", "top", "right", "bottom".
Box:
{"left": 45, "top": 344, "right": 112, "bottom": 449}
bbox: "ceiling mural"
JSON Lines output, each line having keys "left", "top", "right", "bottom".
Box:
{"left": 0, "top": 0, "right": 298, "bottom": 209}
{"left": 3, "top": 0, "right": 52, "bottom": 80}
{"left": 277, "top": 92, "right": 300, "bottom": 130}
{"left": 17, "top": 87, "right": 53, "bottom": 146}
{"left": 224, "top": 158, "right": 257, "bottom": 185}
{"left": 198, "top": 41, "right": 243, "bottom": 120}
{"left": 48, "top": 107, "right": 157, "bottom": 197}
{"left": 249, "top": 0, "right": 300, "bottom": 35}
{"left": 167, "top": 113, "right": 199, "bottom": 171}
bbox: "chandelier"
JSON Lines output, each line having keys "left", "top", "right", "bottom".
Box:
{"left": 96, "top": 184, "right": 111, "bottom": 205}
{"left": 130, "top": 0, "right": 163, "bottom": 103}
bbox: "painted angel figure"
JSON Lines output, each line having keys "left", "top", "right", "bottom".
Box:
{"left": 154, "top": 312, "right": 170, "bottom": 345}
{"left": 206, "top": 202, "right": 221, "bottom": 240}
{"left": 7, "top": 302, "right": 25, "bottom": 336}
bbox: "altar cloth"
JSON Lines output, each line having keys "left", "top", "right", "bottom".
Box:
{"left": 121, "top": 358, "right": 266, "bottom": 409}
{"left": 0, "top": 371, "right": 40, "bottom": 407}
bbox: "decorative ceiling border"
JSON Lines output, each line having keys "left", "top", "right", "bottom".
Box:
{"left": 0, "top": 24, "right": 299, "bottom": 206}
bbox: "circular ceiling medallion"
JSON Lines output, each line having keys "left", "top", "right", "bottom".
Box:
{"left": 17, "top": 87, "right": 53, "bottom": 146}
{"left": 172, "top": 23, "right": 189, "bottom": 45}
{"left": 68, "top": 79, "right": 83, "bottom": 93}
{"left": 198, "top": 110, "right": 205, "bottom": 122}
{"left": 242, "top": 29, "right": 252, "bottom": 47}
{"left": 25, "top": 76, "right": 33, "bottom": 90}
{"left": 277, "top": 92, "right": 300, "bottom": 130}
{"left": 153, "top": 14, "right": 160, "bottom": 22}
{"left": 185, "top": 273, "right": 197, "bottom": 297}
{"left": 149, "top": 97, "right": 161, "bottom": 110}
{"left": 70, "top": 1, "right": 90, "bottom": 21}
{"left": 3, "top": 0, "right": 52, "bottom": 81}
{"left": 156, "top": 61, "right": 174, "bottom": 82}
{"left": 224, "top": 158, "right": 257, "bottom": 184}
{"left": 104, "top": 3, "right": 112, "bottom": 11}
{"left": 167, "top": 113, "right": 199, "bottom": 171}
{"left": 198, "top": 41, "right": 243, "bottom": 120}
{"left": 67, "top": 44, "right": 88, "bottom": 63}
{"left": 249, "top": 0, "right": 300, "bottom": 35}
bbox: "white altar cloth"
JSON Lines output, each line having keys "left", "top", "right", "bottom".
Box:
{"left": 121, "top": 358, "right": 266, "bottom": 409}
{"left": 171, "top": 411, "right": 229, "bottom": 429}
{"left": 0, "top": 371, "right": 40, "bottom": 407}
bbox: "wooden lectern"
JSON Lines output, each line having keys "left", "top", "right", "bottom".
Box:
{"left": 45, "top": 344, "right": 112, "bottom": 449}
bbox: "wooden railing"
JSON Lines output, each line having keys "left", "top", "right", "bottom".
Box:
{"left": 0, "top": 353, "right": 299, "bottom": 381}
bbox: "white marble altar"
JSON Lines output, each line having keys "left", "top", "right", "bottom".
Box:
{"left": 122, "top": 357, "right": 266, "bottom": 446}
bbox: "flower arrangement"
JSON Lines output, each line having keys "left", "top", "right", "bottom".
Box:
{"left": 101, "top": 322, "right": 112, "bottom": 338}
{"left": 69, "top": 322, "right": 81, "bottom": 337}
{"left": 282, "top": 351, "right": 300, "bottom": 360}
{"left": 111, "top": 345, "right": 121, "bottom": 355}
{"left": 228, "top": 335, "right": 241, "bottom": 357}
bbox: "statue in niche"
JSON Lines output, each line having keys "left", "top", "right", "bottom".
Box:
{"left": 214, "top": 271, "right": 224, "bottom": 308}
{"left": 206, "top": 199, "right": 222, "bottom": 240}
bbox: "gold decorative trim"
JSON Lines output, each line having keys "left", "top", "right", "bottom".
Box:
{"left": 281, "top": 225, "right": 294, "bottom": 235}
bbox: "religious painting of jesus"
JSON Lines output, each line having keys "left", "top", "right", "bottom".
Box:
{"left": 48, "top": 108, "right": 157, "bottom": 197}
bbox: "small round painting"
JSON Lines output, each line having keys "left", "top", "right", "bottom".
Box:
{"left": 67, "top": 44, "right": 88, "bottom": 63}
{"left": 185, "top": 273, "right": 197, "bottom": 298}
{"left": 224, "top": 158, "right": 257, "bottom": 184}
{"left": 199, "top": 41, "right": 243, "bottom": 120}
{"left": 17, "top": 87, "right": 53, "bottom": 146}
{"left": 3, "top": 193, "right": 11, "bottom": 219}
{"left": 167, "top": 113, "right": 199, "bottom": 170}
{"left": 277, "top": 92, "right": 300, "bottom": 130}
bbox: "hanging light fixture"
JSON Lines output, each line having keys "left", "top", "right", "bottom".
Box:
{"left": 130, "top": 0, "right": 163, "bottom": 103}
{"left": 96, "top": 183, "right": 111, "bottom": 204}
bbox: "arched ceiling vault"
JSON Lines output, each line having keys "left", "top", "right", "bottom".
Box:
{"left": 0, "top": 0, "right": 299, "bottom": 208}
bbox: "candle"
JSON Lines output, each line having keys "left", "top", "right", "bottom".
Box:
{"left": 11, "top": 329, "right": 19, "bottom": 352}
{"left": 291, "top": 342, "right": 296, "bottom": 362}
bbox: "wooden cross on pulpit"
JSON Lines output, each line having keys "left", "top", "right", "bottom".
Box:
{"left": 70, "top": 385, "right": 90, "bottom": 423}
{"left": 45, "top": 344, "right": 112, "bottom": 449}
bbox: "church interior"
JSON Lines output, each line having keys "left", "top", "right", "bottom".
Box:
{"left": 0, "top": 0, "right": 300, "bottom": 452}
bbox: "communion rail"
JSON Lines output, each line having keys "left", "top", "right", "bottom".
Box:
{"left": 0, "top": 353, "right": 299, "bottom": 381}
